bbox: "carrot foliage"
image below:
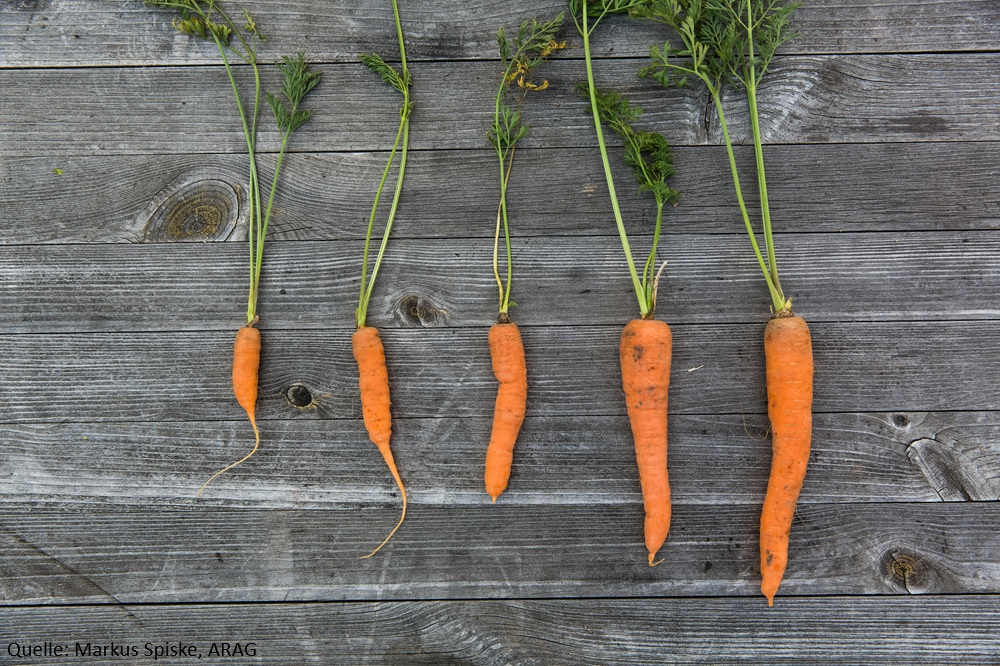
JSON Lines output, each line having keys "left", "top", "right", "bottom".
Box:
{"left": 146, "top": 0, "right": 320, "bottom": 325}
{"left": 570, "top": 0, "right": 679, "bottom": 318}
{"left": 356, "top": 0, "right": 412, "bottom": 330}
{"left": 631, "top": 0, "right": 798, "bottom": 313}
{"left": 488, "top": 14, "right": 565, "bottom": 319}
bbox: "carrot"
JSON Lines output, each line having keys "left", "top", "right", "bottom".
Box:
{"left": 484, "top": 322, "right": 528, "bottom": 502}
{"left": 620, "top": 318, "right": 673, "bottom": 566}
{"left": 760, "top": 314, "right": 813, "bottom": 606}
{"left": 574, "top": 0, "right": 682, "bottom": 564}
{"left": 198, "top": 325, "right": 260, "bottom": 497}
{"left": 483, "top": 14, "right": 561, "bottom": 502}
{"left": 353, "top": 326, "right": 406, "bottom": 558}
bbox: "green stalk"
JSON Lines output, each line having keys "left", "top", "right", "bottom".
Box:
{"left": 745, "top": 6, "right": 782, "bottom": 299}
{"left": 211, "top": 33, "right": 263, "bottom": 325}
{"left": 642, "top": 198, "right": 665, "bottom": 307}
{"left": 495, "top": 146, "right": 517, "bottom": 314}
{"left": 359, "top": 114, "right": 410, "bottom": 327}
{"left": 358, "top": 116, "right": 406, "bottom": 322}
{"left": 710, "top": 90, "right": 784, "bottom": 312}
{"left": 356, "top": 0, "right": 411, "bottom": 329}
{"left": 581, "top": 2, "right": 648, "bottom": 317}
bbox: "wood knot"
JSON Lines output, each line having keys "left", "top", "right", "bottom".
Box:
{"left": 143, "top": 178, "right": 241, "bottom": 242}
{"left": 882, "top": 550, "right": 941, "bottom": 594}
{"left": 284, "top": 383, "right": 315, "bottom": 409}
{"left": 394, "top": 293, "right": 445, "bottom": 328}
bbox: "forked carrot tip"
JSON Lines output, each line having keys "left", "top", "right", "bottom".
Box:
{"left": 648, "top": 553, "right": 664, "bottom": 567}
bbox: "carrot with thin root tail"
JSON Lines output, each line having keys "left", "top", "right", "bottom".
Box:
{"left": 620, "top": 318, "right": 672, "bottom": 566}
{"left": 198, "top": 325, "right": 261, "bottom": 497}
{"left": 353, "top": 326, "right": 406, "bottom": 558}
{"left": 760, "top": 314, "right": 813, "bottom": 606}
{"left": 484, "top": 321, "right": 528, "bottom": 502}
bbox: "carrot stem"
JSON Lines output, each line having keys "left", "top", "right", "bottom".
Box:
{"left": 579, "top": 2, "right": 648, "bottom": 318}
{"left": 357, "top": 0, "right": 411, "bottom": 329}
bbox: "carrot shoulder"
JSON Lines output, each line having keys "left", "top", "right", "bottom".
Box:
{"left": 353, "top": 325, "right": 406, "bottom": 557}
{"left": 760, "top": 314, "right": 813, "bottom": 606}
{"left": 620, "top": 318, "right": 672, "bottom": 566}
{"left": 484, "top": 322, "right": 528, "bottom": 502}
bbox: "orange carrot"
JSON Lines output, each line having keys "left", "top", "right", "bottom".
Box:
{"left": 484, "top": 321, "right": 528, "bottom": 502}
{"left": 198, "top": 325, "right": 261, "bottom": 496}
{"left": 760, "top": 314, "right": 813, "bottom": 606}
{"left": 353, "top": 325, "right": 406, "bottom": 558}
{"left": 620, "top": 318, "right": 673, "bottom": 566}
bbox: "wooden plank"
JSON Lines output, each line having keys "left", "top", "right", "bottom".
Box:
{"left": 0, "top": 502, "right": 997, "bottom": 603}
{"left": 0, "top": 322, "right": 998, "bottom": 424}
{"left": 3, "top": 231, "right": 999, "bottom": 333}
{"left": 2, "top": 597, "right": 998, "bottom": 665}
{"left": 4, "top": 55, "right": 999, "bottom": 157}
{"left": 3, "top": 1, "right": 998, "bottom": 68}
{"left": 3, "top": 411, "right": 997, "bottom": 507}
{"left": 4, "top": 141, "right": 1000, "bottom": 245}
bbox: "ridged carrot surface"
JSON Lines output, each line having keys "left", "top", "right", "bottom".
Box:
{"left": 353, "top": 325, "right": 406, "bottom": 557}
{"left": 620, "top": 318, "right": 673, "bottom": 566}
{"left": 484, "top": 322, "right": 528, "bottom": 502}
{"left": 760, "top": 314, "right": 813, "bottom": 605}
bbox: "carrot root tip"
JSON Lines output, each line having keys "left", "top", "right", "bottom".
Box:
{"left": 648, "top": 553, "right": 664, "bottom": 567}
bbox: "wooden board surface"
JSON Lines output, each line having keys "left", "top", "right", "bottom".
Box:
{"left": 2, "top": 0, "right": 1000, "bottom": 661}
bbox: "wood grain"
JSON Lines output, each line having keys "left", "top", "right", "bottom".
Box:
{"left": 4, "top": 55, "right": 1000, "bottom": 157}
{"left": 2, "top": 231, "right": 998, "bottom": 333}
{"left": 2, "top": 597, "right": 999, "bottom": 664}
{"left": 5, "top": 141, "right": 1000, "bottom": 245}
{"left": 2, "top": 0, "right": 998, "bottom": 67}
{"left": 0, "top": 502, "right": 997, "bottom": 603}
{"left": 2, "top": 411, "right": 997, "bottom": 507}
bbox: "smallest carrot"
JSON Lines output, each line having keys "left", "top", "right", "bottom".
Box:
{"left": 198, "top": 324, "right": 261, "bottom": 497}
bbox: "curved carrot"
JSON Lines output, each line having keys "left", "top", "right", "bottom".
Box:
{"left": 353, "top": 325, "right": 406, "bottom": 558}
{"left": 760, "top": 314, "right": 813, "bottom": 606}
{"left": 198, "top": 325, "right": 261, "bottom": 497}
{"left": 620, "top": 318, "right": 672, "bottom": 566}
{"left": 484, "top": 322, "right": 528, "bottom": 502}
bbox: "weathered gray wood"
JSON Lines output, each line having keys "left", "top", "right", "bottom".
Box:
{"left": 0, "top": 502, "right": 997, "bottom": 603}
{"left": 1, "top": 322, "right": 999, "bottom": 424}
{"left": 2, "top": 597, "right": 999, "bottom": 665}
{"left": 3, "top": 231, "right": 999, "bottom": 333}
{"left": 4, "top": 55, "right": 998, "bottom": 157}
{"left": 3, "top": 412, "right": 997, "bottom": 507}
{"left": 0, "top": 596, "right": 1000, "bottom": 666}
{"left": 3, "top": 0, "right": 998, "bottom": 68}
{"left": 5, "top": 141, "right": 1000, "bottom": 245}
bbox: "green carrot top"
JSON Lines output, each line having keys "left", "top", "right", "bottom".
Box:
{"left": 633, "top": 0, "right": 799, "bottom": 314}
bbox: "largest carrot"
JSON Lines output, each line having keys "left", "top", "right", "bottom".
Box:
{"left": 760, "top": 314, "right": 813, "bottom": 605}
